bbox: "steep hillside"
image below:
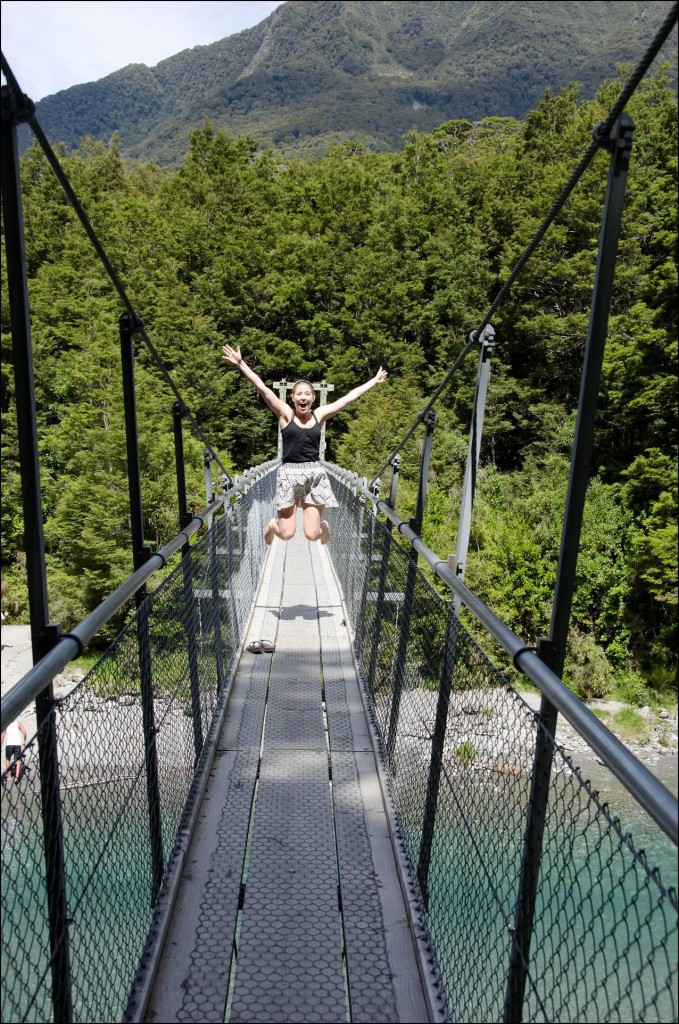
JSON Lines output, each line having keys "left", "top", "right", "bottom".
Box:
{"left": 17, "top": 0, "right": 678, "bottom": 163}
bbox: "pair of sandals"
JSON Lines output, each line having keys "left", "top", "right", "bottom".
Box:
{"left": 246, "top": 639, "right": 276, "bottom": 654}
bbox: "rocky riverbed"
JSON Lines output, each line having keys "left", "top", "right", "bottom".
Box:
{"left": 3, "top": 625, "right": 677, "bottom": 799}
{"left": 519, "top": 689, "right": 678, "bottom": 784}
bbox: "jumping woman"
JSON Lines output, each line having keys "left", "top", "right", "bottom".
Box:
{"left": 222, "top": 345, "right": 388, "bottom": 545}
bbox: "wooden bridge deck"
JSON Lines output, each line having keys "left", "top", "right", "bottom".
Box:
{"left": 143, "top": 513, "right": 431, "bottom": 1023}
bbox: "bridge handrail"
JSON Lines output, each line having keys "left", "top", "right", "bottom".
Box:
{"left": 328, "top": 463, "right": 678, "bottom": 847}
{"left": 0, "top": 461, "right": 279, "bottom": 733}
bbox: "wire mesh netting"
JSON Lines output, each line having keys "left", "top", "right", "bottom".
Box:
{"left": 324, "top": 466, "right": 678, "bottom": 1024}
{"left": 1, "top": 466, "right": 276, "bottom": 1024}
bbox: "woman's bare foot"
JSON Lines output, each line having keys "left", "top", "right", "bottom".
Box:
{"left": 264, "top": 519, "right": 276, "bottom": 546}
{"left": 320, "top": 520, "right": 330, "bottom": 545}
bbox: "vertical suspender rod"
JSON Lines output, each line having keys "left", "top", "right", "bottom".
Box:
{"left": 504, "top": 114, "right": 635, "bottom": 1023}
{"left": 1, "top": 81, "right": 74, "bottom": 1024}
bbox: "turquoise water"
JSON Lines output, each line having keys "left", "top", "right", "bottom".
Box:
{"left": 2, "top": 754, "right": 677, "bottom": 1023}
{"left": 1, "top": 778, "right": 182, "bottom": 1024}
{"left": 2, "top": 790, "right": 144, "bottom": 1022}
{"left": 409, "top": 755, "right": 678, "bottom": 1024}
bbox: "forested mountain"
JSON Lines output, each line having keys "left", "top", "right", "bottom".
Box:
{"left": 2, "top": 60, "right": 677, "bottom": 702}
{"left": 17, "top": 0, "right": 678, "bottom": 164}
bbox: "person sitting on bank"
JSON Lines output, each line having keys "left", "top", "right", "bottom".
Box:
{"left": 222, "top": 345, "right": 387, "bottom": 545}
{"left": 2, "top": 717, "right": 27, "bottom": 783}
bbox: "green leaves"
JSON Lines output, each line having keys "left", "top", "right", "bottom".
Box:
{"left": 2, "top": 71, "right": 676, "bottom": 684}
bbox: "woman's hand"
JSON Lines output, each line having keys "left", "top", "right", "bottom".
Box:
{"left": 374, "top": 367, "right": 388, "bottom": 383}
{"left": 222, "top": 344, "right": 243, "bottom": 366}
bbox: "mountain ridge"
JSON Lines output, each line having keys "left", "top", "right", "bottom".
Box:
{"left": 19, "top": 1, "right": 678, "bottom": 164}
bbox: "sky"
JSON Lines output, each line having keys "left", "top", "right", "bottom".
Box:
{"left": 1, "top": 1, "right": 284, "bottom": 101}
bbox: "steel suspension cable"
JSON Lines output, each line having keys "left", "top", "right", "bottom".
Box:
{"left": 369, "top": 0, "right": 678, "bottom": 487}
{"left": 1, "top": 53, "right": 232, "bottom": 486}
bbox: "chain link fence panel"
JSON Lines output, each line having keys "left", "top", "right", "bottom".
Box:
{"left": 324, "top": 466, "right": 678, "bottom": 1024}
{"left": 1, "top": 466, "right": 276, "bottom": 1023}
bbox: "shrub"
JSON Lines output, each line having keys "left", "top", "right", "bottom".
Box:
{"left": 611, "top": 708, "right": 652, "bottom": 744}
{"left": 566, "top": 630, "right": 614, "bottom": 700}
{"left": 456, "top": 741, "right": 476, "bottom": 764}
{"left": 612, "top": 670, "right": 655, "bottom": 708}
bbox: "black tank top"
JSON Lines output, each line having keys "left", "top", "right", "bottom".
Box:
{"left": 281, "top": 414, "right": 321, "bottom": 463}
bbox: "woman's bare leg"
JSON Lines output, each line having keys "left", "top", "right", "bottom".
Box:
{"left": 264, "top": 505, "right": 297, "bottom": 545}
{"left": 302, "top": 504, "right": 330, "bottom": 544}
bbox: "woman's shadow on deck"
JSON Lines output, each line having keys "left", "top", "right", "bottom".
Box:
{"left": 277, "top": 604, "right": 334, "bottom": 621}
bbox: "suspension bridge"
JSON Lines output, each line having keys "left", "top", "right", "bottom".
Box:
{"left": 1, "top": 6, "right": 678, "bottom": 1023}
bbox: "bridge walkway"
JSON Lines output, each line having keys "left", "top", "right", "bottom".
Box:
{"left": 143, "top": 513, "right": 430, "bottom": 1023}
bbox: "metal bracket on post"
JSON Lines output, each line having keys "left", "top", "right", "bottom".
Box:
{"left": 504, "top": 115, "right": 635, "bottom": 1024}
{"left": 453, "top": 324, "right": 494, "bottom": 615}
{"left": 388, "top": 453, "right": 402, "bottom": 514}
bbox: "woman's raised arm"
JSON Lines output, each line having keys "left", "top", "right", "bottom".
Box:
{"left": 316, "top": 367, "right": 388, "bottom": 424}
{"left": 222, "top": 345, "right": 290, "bottom": 423}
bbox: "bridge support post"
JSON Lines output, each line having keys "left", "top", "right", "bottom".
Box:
{"left": 367, "top": 456, "right": 401, "bottom": 696}
{"left": 204, "top": 449, "right": 225, "bottom": 691}
{"left": 173, "top": 402, "right": 204, "bottom": 762}
{"left": 368, "top": 458, "right": 401, "bottom": 692}
{"left": 119, "top": 312, "right": 165, "bottom": 904}
{"left": 358, "top": 480, "right": 380, "bottom": 668}
{"left": 2, "top": 83, "right": 74, "bottom": 1023}
{"left": 225, "top": 502, "right": 240, "bottom": 641}
{"left": 417, "top": 600, "right": 458, "bottom": 906}
{"left": 453, "top": 325, "right": 494, "bottom": 613}
{"left": 504, "top": 114, "right": 635, "bottom": 1024}
{"left": 204, "top": 448, "right": 214, "bottom": 528}
{"left": 386, "top": 410, "right": 436, "bottom": 761}
{"left": 274, "top": 378, "right": 288, "bottom": 459}
{"left": 350, "top": 474, "right": 368, "bottom": 626}
{"left": 388, "top": 454, "right": 401, "bottom": 513}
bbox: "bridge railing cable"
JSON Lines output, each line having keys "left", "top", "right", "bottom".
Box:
{"left": 0, "top": 462, "right": 277, "bottom": 736}
{"left": 1, "top": 464, "right": 278, "bottom": 1024}
{"left": 324, "top": 464, "right": 678, "bottom": 1024}
{"left": 0, "top": 53, "right": 232, "bottom": 488}
{"left": 370, "top": 0, "right": 678, "bottom": 487}
{"left": 327, "top": 463, "right": 678, "bottom": 846}
{"left": 2, "top": 8, "right": 677, "bottom": 1022}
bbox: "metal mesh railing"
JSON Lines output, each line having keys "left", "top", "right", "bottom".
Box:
{"left": 324, "top": 468, "right": 678, "bottom": 1024}
{"left": 1, "top": 465, "right": 277, "bottom": 1024}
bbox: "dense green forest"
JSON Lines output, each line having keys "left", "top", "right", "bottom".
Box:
{"left": 1, "top": 68, "right": 677, "bottom": 704}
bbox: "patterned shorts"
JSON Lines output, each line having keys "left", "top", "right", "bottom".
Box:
{"left": 275, "top": 462, "right": 339, "bottom": 511}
